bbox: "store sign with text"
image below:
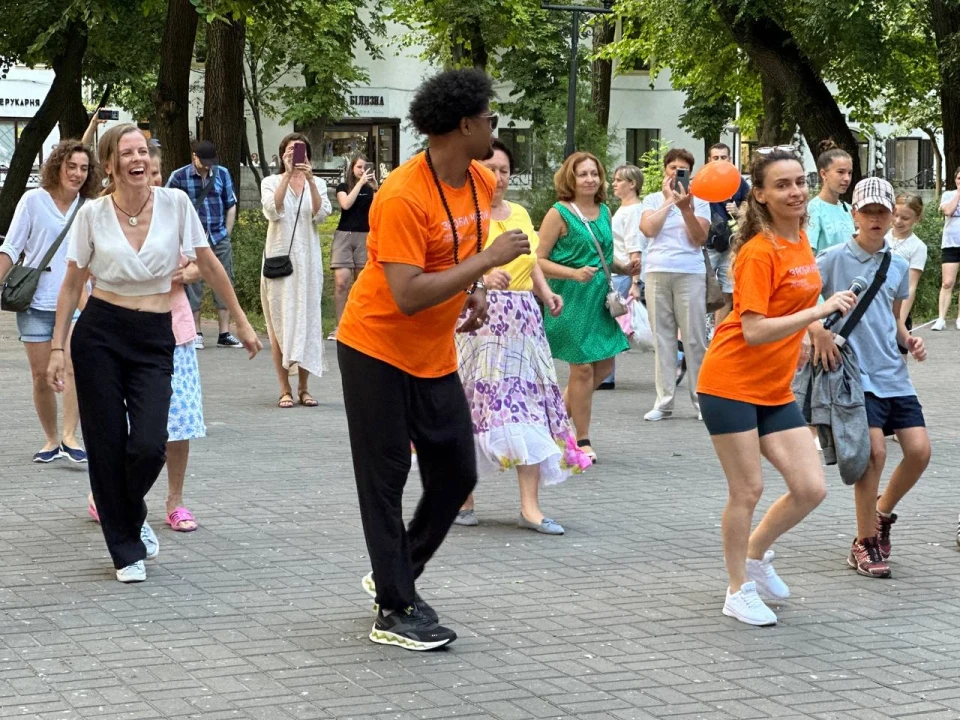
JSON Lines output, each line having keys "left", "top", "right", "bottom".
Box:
{"left": 348, "top": 92, "right": 390, "bottom": 117}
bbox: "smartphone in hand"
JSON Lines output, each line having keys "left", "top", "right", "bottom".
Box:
{"left": 674, "top": 168, "right": 690, "bottom": 193}
{"left": 292, "top": 142, "right": 306, "bottom": 166}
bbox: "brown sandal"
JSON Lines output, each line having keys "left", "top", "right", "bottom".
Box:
{"left": 298, "top": 390, "right": 318, "bottom": 407}
{"left": 278, "top": 393, "right": 294, "bottom": 408}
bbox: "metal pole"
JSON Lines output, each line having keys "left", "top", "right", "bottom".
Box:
{"left": 565, "top": 10, "right": 579, "bottom": 159}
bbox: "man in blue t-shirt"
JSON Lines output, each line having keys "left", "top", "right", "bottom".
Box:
{"left": 706, "top": 143, "right": 750, "bottom": 324}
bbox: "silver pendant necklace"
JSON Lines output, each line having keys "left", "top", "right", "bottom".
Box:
{"left": 112, "top": 190, "right": 152, "bottom": 227}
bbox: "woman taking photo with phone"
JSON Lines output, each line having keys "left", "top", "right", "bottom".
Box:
{"left": 261, "top": 133, "right": 332, "bottom": 408}
{"left": 697, "top": 148, "right": 856, "bottom": 626}
{"left": 537, "top": 152, "right": 637, "bottom": 463}
{"left": 47, "top": 124, "right": 261, "bottom": 584}
{"left": 330, "top": 154, "right": 377, "bottom": 339}
{"left": 639, "top": 148, "right": 710, "bottom": 422}
{"left": 806, "top": 140, "right": 854, "bottom": 254}
{"left": 0, "top": 139, "right": 99, "bottom": 464}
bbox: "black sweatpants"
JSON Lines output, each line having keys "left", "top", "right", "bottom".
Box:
{"left": 71, "top": 297, "right": 174, "bottom": 569}
{"left": 338, "top": 342, "right": 478, "bottom": 612}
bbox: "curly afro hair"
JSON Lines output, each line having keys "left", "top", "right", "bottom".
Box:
{"left": 408, "top": 69, "right": 494, "bottom": 136}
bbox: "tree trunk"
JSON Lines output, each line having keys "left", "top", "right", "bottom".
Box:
{"left": 205, "top": 17, "right": 246, "bottom": 196}
{"left": 242, "top": 48, "right": 272, "bottom": 178}
{"left": 154, "top": 0, "right": 199, "bottom": 180}
{"left": 923, "top": 127, "right": 943, "bottom": 195}
{"left": 58, "top": 75, "right": 89, "bottom": 141}
{"left": 591, "top": 17, "right": 615, "bottom": 129}
{"left": 241, "top": 130, "right": 260, "bottom": 187}
{"left": 712, "top": 1, "right": 862, "bottom": 187}
{"left": 757, "top": 74, "right": 794, "bottom": 146}
{"left": 929, "top": 0, "right": 960, "bottom": 191}
{"left": 450, "top": 19, "right": 488, "bottom": 70}
{"left": 0, "top": 20, "right": 88, "bottom": 235}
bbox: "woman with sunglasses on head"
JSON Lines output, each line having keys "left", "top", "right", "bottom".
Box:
{"left": 807, "top": 139, "right": 854, "bottom": 254}
{"left": 697, "top": 148, "right": 857, "bottom": 626}
{"left": 47, "top": 124, "right": 262, "bottom": 584}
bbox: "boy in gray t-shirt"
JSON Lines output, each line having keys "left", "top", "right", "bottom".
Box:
{"left": 809, "top": 177, "right": 929, "bottom": 582}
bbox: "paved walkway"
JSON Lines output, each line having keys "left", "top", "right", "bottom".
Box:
{"left": 1, "top": 311, "right": 960, "bottom": 720}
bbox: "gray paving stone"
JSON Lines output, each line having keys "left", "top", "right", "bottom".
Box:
{"left": 3, "top": 312, "right": 960, "bottom": 719}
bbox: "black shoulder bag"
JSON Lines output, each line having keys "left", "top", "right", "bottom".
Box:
{"left": 262, "top": 190, "right": 305, "bottom": 279}
{"left": 834, "top": 251, "right": 891, "bottom": 348}
{"left": 2, "top": 198, "right": 85, "bottom": 312}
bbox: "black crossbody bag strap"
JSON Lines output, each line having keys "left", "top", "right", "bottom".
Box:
{"left": 264, "top": 190, "right": 304, "bottom": 260}
{"left": 37, "top": 198, "right": 85, "bottom": 272}
{"left": 835, "top": 251, "right": 891, "bottom": 346}
{"left": 192, "top": 171, "right": 217, "bottom": 211}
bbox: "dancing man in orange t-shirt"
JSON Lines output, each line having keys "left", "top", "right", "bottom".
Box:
{"left": 336, "top": 69, "right": 530, "bottom": 650}
{"left": 696, "top": 149, "right": 857, "bottom": 627}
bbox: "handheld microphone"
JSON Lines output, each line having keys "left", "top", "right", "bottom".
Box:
{"left": 823, "top": 275, "right": 868, "bottom": 330}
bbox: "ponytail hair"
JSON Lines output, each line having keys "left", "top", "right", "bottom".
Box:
{"left": 732, "top": 149, "right": 807, "bottom": 257}
{"left": 816, "top": 138, "right": 851, "bottom": 174}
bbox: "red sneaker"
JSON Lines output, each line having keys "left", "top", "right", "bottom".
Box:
{"left": 848, "top": 537, "right": 891, "bottom": 578}
{"left": 876, "top": 512, "right": 897, "bottom": 561}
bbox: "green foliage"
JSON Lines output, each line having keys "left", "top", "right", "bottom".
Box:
{"left": 229, "top": 209, "right": 339, "bottom": 334}
{"left": 638, "top": 138, "right": 670, "bottom": 196}
{"left": 911, "top": 203, "right": 945, "bottom": 321}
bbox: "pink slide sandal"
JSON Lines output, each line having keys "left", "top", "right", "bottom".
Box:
{"left": 166, "top": 507, "right": 198, "bottom": 532}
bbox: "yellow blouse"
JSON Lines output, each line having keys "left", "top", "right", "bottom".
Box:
{"left": 484, "top": 201, "right": 539, "bottom": 292}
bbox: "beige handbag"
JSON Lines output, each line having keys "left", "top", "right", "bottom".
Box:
{"left": 567, "top": 202, "right": 629, "bottom": 318}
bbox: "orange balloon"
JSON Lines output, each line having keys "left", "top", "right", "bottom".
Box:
{"left": 690, "top": 160, "right": 742, "bottom": 203}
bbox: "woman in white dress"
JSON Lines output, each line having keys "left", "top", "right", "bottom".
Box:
{"left": 260, "top": 133, "right": 332, "bottom": 407}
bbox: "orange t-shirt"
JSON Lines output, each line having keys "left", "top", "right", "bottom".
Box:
{"left": 336, "top": 153, "right": 494, "bottom": 378}
{"left": 697, "top": 231, "right": 821, "bottom": 405}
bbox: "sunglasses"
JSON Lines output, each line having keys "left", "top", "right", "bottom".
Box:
{"left": 478, "top": 113, "right": 499, "bottom": 131}
{"left": 756, "top": 145, "right": 797, "bottom": 156}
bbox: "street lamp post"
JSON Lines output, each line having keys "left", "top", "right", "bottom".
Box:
{"left": 541, "top": 3, "right": 614, "bottom": 159}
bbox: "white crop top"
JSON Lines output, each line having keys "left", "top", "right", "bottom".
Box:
{"left": 67, "top": 188, "right": 209, "bottom": 296}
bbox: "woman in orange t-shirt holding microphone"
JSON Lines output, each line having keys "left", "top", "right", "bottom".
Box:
{"left": 697, "top": 148, "right": 857, "bottom": 627}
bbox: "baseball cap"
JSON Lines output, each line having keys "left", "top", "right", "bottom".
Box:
{"left": 193, "top": 140, "right": 218, "bottom": 167}
{"left": 852, "top": 177, "right": 894, "bottom": 212}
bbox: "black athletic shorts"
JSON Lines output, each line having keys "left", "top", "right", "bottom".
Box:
{"left": 700, "top": 393, "right": 807, "bottom": 437}
{"left": 864, "top": 392, "right": 925, "bottom": 436}
{"left": 942, "top": 246, "right": 960, "bottom": 264}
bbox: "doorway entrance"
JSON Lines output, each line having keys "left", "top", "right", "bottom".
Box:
{"left": 299, "top": 119, "right": 400, "bottom": 186}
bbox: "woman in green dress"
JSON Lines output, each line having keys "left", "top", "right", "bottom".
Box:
{"left": 537, "top": 152, "right": 638, "bottom": 462}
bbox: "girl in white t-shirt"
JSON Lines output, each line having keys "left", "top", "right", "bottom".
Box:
{"left": 886, "top": 193, "right": 928, "bottom": 328}
{"left": 46, "top": 125, "right": 262, "bottom": 584}
{"left": 934, "top": 167, "right": 960, "bottom": 330}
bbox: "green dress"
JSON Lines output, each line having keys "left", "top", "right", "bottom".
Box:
{"left": 544, "top": 203, "right": 629, "bottom": 364}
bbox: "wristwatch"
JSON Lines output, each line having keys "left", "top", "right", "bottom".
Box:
{"left": 467, "top": 278, "right": 486, "bottom": 295}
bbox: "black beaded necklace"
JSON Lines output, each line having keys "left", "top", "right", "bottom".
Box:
{"left": 425, "top": 149, "right": 483, "bottom": 266}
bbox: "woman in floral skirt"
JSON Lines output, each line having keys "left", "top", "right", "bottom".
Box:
{"left": 454, "top": 140, "right": 592, "bottom": 535}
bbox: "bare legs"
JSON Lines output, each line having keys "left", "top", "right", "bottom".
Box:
{"left": 938, "top": 262, "right": 959, "bottom": 321}
{"left": 333, "top": 268, "right": 357, "bottom": 331}
{"left": 564, "top": 358, "right": 615, "bottom": 444}
{"left": 712, "top": 426, "right": 826, "bottom": 591}
{"left": 459, "top": 464, "right": 547, "bottom": 523}
{"left": 23, "top": 323, "right": 80, "bottom": 451}
{"left": 269, "top": 326, "right": 314, "bottom": 404}
{"left": 854, "top": 427, "right": 930, "bottom": 534}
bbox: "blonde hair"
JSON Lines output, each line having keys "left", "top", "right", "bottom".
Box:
{"left": 895, "top": 192, "right": 923, "bottom": 219}
{"left": 554, "top": 151, "right": 607, "bottom": 204}
{"left": 98, "top": 124, "right": 145, "bottom": 196}
{"left": 613, "top": 164, "right": 643, "bottom": 198}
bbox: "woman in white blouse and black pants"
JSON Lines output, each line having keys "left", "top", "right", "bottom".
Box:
{"left": 47, "top": 125, "right": 262, "bottom": 583}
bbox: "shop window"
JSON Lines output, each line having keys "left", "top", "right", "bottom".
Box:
{"left": 0, "top": 121, "right": 15, "bottom": 166}
{"left": 625, "top": 128, "right": 660, "bottom": 165}
{"left": 497, "top": 128, "right": 532, "bottom": 175}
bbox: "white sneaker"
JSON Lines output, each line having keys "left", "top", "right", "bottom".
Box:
{"left": 932, "top": 318, "right": 946, "bottom": 331}
{"left": 644, "top": 408, "right": 673, "bottom": 422}
{"left": 745, "top": 550, "right": 790, "bottom": 600}
{"left": 117, "top": 560, "right": 146, "bottom": 583}
{"left": 723, "top": 581, "right": 777, "bottom": 626}
{"left": 361, "top": 571, "right": 376, "bottom": 599}
{"left": 955, "top": 317, "right": 960, "bottom": 330}
{"left": 141, "top": 522, "right": 159, "bottom": 560}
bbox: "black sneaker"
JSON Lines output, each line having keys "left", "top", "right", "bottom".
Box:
{"left": 361, "top": 572, "right": 438, "bottom": 623}
{"left": 369, "top": 606, "right": 457, "bottom": 651}
{"left": 217, "top": 332, "right": 243, "bottom": 348}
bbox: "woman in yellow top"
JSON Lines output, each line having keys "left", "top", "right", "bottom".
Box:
{"left": 454, "top": 140, "right": 592, "bottom": 535}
